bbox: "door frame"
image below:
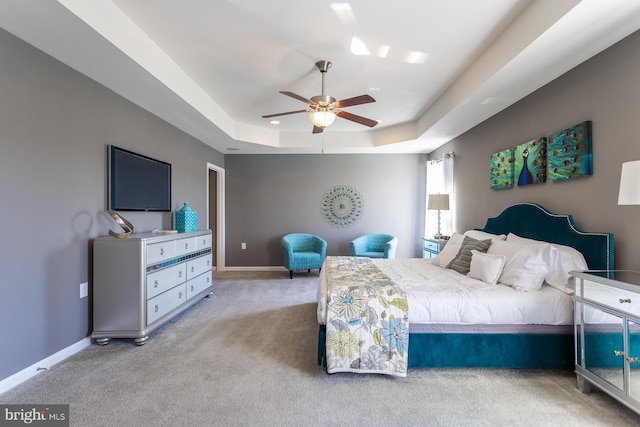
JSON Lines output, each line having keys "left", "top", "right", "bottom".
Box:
{"left": 206, "top": 162, "right": 225, "bottom": 271}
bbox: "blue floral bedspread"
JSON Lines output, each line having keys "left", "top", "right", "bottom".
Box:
{"left": 324, "top": 256, "right": 409, "bottom": 377}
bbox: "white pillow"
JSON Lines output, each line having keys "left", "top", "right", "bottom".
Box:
{"left": 488, "top": 239, "right": 553, "bottom": 291}
{"left": 506, "top": 233, "right": 544, "bottom": 245}
{"left": 464, "top": 230, "right": 507, "bottom": 242}
{"left": 431, "top": 232, "right": 464, "bottom": 268}
{"left": 507, "top": 233, "right": 587, "bottom": 292}
{"left": 545, "top": 243, "right": 587, "bottom": 292}
{"left": 447, "top": 232, "right": 465, "bottom": 245}
{"left": 468, "top": 250, "right": 506, "bottom": 284}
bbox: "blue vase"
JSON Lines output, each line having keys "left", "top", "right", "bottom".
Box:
{"left": 175, "top": 202, "right": 197, "bottom": 233}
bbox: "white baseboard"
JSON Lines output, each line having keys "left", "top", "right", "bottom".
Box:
{"left": 223, "top": 266, "right": 288, "bottom": 272}
{"left": 0, "top": 337, "right": 91, "bottom": 396}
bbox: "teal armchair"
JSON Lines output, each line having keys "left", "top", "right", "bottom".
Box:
{"left": 350, "top": 234, "right": 397, "bottom": 259}
{"left": 282, "top": 233, "right": 328, "bottom": 279}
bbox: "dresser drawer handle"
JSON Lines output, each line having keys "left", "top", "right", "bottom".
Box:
{"left": 628, "top": 357, "right": 640, "bottom": 363}
{"left": 614, "top": 350, "right": 624, "bottom": 357}
{"left": 206, "top": 277, "right": 210, "bottom": 284}
{"left": 620, "top": 298, "right": 632, "bottom": 304}
{"left": 190, "top": 285, "right": 194, "bottom": 292}
{"left": 191, "top": 266, "right": 195, "bottom": 272}
{"left": 154, "top": 280, "right": 159, "bottom": 288}
{"left": 178, "top": 271, "right": 183, "bottom": 278}
{"left": 185, "top": 243, "right": 189, "bottom": 250}
{"left": 207, "top": 260, "right": 210, "bottom": 267}
{"left": 160, "top": 248, "right": 164, "bottom": 255}
{"left": 154, "top": 304, "right": 159, "bottom": 313}
{"left": 179, "top": 291, "right": 183, "bottom": 299}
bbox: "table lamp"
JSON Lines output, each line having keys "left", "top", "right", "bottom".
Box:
{"left": 618, "top": 160, "right": 640, "bottom": 205}
{"left": 428, "top": 193, "right": 450, "bottom": 239}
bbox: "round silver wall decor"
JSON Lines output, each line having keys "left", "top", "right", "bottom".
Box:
{"left": 320, "top": 185, "right": 364, "bottom": 227}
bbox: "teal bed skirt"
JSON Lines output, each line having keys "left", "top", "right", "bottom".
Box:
{"left": 318, "top": 325, "right": 574, "bottom": 369}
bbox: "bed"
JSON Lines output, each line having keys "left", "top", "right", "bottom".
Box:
{"left": 317, "top": 203, "right": 614, "bottom": 375}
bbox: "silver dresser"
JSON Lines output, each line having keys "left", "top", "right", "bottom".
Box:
{"left": 92, "top": 230, "right": 213, "bottom": 345}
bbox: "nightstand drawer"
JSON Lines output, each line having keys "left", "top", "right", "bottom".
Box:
{"left": 423, "top": 240, "right": 440, "bottom": 252}
{"left": 422, "top": 238, "right": 446, "bottom": 258}
{"left": 582, "top": 280, "right": 640, "bottom": 317}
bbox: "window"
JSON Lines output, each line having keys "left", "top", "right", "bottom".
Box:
{"left": 425, "top": 153, "right": 454, "bottom": 238}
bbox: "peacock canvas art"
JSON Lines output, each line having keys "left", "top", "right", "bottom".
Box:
{"left": 489, "top": 148, "right": 514, "bottom": 189}
{"left": 514, "top": 137, "right": 547, "bottom": 186}
{"left": 547, "top": 121, "right": 593, "bottom": 181}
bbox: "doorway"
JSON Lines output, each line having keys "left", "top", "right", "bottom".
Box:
{"left": 207, "top": 163, "right": 225, "bottom": 270}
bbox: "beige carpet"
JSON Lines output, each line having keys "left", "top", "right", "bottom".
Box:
{"left": 1, "top": 271, "right": 639, "bottom": 426}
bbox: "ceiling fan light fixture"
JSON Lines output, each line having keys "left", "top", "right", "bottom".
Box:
{"left": 309, "top": 110, "right": 336, "bottom": 128}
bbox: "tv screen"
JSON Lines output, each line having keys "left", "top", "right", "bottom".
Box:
{"left": 109, "top": 145, "right": 171, "bottom": 211}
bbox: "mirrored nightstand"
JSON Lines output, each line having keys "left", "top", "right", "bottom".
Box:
{"left": 572, "top": 270, "right": 640, "bottom": 415}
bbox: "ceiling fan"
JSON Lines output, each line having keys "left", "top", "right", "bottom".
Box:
{"left": 262, "top": 60, "right": 378, "bottom": 134}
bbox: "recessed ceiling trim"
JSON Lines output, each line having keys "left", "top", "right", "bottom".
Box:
{"left": 58, "top": 0, "right": 236, "bottom": 134}
{"left": 1, "top": 0, "right": 638, "bottom": 154}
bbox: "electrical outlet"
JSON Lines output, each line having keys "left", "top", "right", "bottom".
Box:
{"left": 241, "top": 242, "right": 247, "bottom": 250}
{"left": 80, "top": 282, "right": 88, "bottom": 298}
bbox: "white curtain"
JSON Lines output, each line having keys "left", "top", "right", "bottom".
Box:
{"left": 425, "top": 152, "right": 455, "bottom": 238}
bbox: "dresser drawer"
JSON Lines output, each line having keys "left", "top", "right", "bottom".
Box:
{"left": 146, "top": 263, "right": 186, "bottom": 299}
{"left": 583, "top": 280, "right": 640, "bottom": 317}
{"left": 147, "top": 284, "right": 186, "bottom": 325}
{"left": 197, "top": 234, "right": 212, "bottom": 250}
{"left": 187, "top": 273, "right": 212, "bottom": 300}
{"left": 175, "top": 237, "right": 198, "bottom": 256}
{"left": 187, "top": 254, "right": 212, "bottom": 279}
{"left": 147, "top": 241, "right": 176, "bottom": 265}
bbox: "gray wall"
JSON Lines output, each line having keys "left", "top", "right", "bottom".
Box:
{"left": 0, "top": 29, "right": 225, "bottom": 382}
{"left": 224, "top": 154, "right": 426, "bottom": 266}
{"left": 430, "top": 29, "right": 640, "bottom": 271}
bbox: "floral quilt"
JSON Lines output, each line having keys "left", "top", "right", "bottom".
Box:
{"left": 324, "top": 256, "right": 409, "bottom": 377}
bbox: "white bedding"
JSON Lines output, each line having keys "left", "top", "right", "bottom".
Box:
{"left": 317, "top": 258, "right": 573, "bottom": 326}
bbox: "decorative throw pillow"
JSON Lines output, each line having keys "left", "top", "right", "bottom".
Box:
{"left": 446, "top": 236, "right": 492, "bottom": 275}
{"left": 468, "top": 250, "right": 506, "bottom": 284}
{"left": 432, "top": 232, "right": 464, "bottom": 268}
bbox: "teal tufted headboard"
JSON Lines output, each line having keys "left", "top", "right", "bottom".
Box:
{"left": 478, "top": 203, "right": 614, "bottom": 271}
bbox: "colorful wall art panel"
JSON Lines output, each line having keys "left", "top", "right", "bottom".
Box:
{"left": 514, "top": 137, "right": 547, "bottom": 186}
{"left": 490, "top": 149, "right": 514, "bottom": 189}
{"left": 547, "top": 121, "right": 593, "bottom": 181}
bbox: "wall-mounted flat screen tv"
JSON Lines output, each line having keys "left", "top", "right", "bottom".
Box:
{"left": 109, "top": 145, "right": 171, "bottom": 211}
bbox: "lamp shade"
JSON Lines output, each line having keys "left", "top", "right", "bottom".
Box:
{"left": 428, "top": 194, "right": 450, "bottom": 210}
{"left": 309, "top": 111, "right": 336, "bottom": 128}
{"left": 618, "top": 160, "right": 640, "bottom": 205}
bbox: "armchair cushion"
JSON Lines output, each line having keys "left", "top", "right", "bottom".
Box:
{"left": 281, "top": 233, "right": 327, "bottom": 278}
{"left": 350, "top": 234, "right": 398, "bottom": 259}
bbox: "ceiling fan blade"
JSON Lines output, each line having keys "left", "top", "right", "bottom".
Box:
{"left": 262, "top": 109, "right": 309, "bottom": 119}
{"left": 280, "top": 91, "right": 315, "bottom": 105}
{"left": 334, "top": 94, "right": 375, "bottom": 108}
{"left": 336, "top": 110, "right": 379, "bottom": 128}
{"left": 312, "top": 125, "right": 324, "bottom": 134}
